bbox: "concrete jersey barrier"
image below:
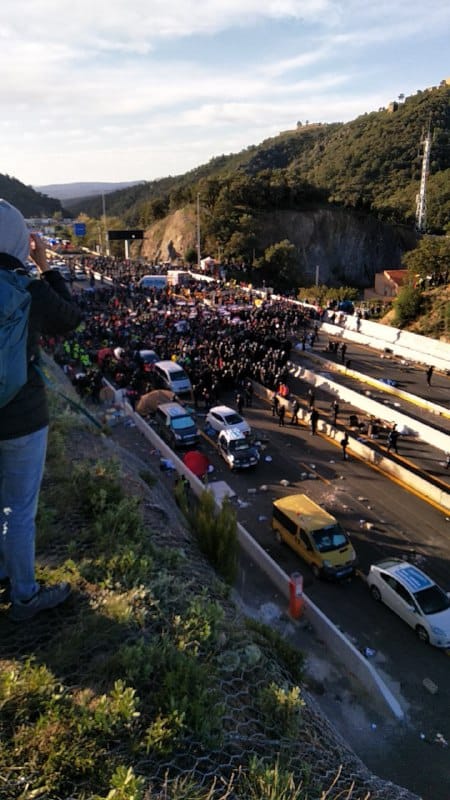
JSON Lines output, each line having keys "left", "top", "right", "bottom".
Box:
{"left": 287, "top": 355, "right": 450, "bottom": 456}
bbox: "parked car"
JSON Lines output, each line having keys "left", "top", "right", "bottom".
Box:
{"left": 154, "top": 402, "right": 199, "bottom": 449}
{"left": 152, "top": 360, "right": 193, "bottom": 400}
{"left": 205, "top": 405, "right": 251, "bottom": 436}
{"left": 368, "top": 559, "right": 450, "bottom": 647}
{"left": 217, "top": 428, "right": 259, "bottom": 470}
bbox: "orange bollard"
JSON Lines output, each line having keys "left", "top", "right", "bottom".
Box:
{"left": 288, "top": 572, "right": 305, "bottom": 619}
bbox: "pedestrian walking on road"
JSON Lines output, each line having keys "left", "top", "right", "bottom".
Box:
{"left": 331, "top": 399, "right": 339, "bottom": 426}
{"left": 386, "top": 428, "right": 399, "bottom": 454}
{"left": 341, "top": 432, "right": 349, "bottom": 460}
{"left": 290, "top": 398, "right": 300, "bottom": 425}
{"left": 426, "top": 365, "right": 434, "bottom": 386}
{"left": 236, "top": 392, "right": 244, "bottom": 415}
{"left": 340, "top": 342, "right": 347, "bottom": 363}
{"left": 310, "top": 407, "right": 319, "bottom": 435}
{"left": 271, "top": 393, "right": 279, "bottom": 417}
{"left": 244, "top": 380, "right": 253, "bottom": 407}
{"left": 444, "top": 452, "right": 450, "bottom": 470}
{"left": 307, "top": 388, "right": 315, "bottom": 408}
{"left": 278, "top": 405, "right": 286, "bottom": 427}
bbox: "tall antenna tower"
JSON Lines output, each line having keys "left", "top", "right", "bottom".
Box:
{"left": 415, "top": 123, "right": 432, "bottom": 233}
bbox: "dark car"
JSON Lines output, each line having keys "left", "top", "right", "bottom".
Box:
{"left": 154, "top": 402, "right": 199, "bottom": 449}
{"left": 217, "top": 428, "right": 260, "bottom": 470}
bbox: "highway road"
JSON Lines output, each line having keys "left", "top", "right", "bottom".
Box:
{"left": 194, "top": 387, "right": 450, "bottom": 800}
{"left": 82, "top": 274, "right": 449, "bottom": 798}
{"left": 293, "top": 332, "right": 450, "bottom": 428}
{"left": 312, "top": 331, "right": 450, "bottom": 413}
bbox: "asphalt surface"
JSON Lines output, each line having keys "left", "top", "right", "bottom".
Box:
{"left": 290, "top": 335, "right": 450, "bottom": 483}
{"left": 191, "top": 376, "right": 450, "bottom": 800}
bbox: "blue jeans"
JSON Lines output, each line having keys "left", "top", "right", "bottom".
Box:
{"left": 0, "top": 426, "right": 48, "bottom": 603}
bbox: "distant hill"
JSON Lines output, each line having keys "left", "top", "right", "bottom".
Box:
{"left": 0, "top": 174, "right": 65, "bottom": 217}
{"left": 35, "top": 181, "right": 145, "bottom": 204}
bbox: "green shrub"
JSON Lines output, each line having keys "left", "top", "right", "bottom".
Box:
{"left": 71, "top": 459, "right": 126, "bottom": 517}
{"left": 193, "top": 491, "right": 238, "bottom": 583}
{"left": 170, "top": 594, "right": 224, "bottom": 654}
{"left": 393, "top": 285, "right": 423, "bottom": 327}
{"left": 245, "top": 619, "right": 305, "bottom": 684}
{"left": 259, "top": 683, "right": 305, "bottom": 738}
{"left": 92, "top": 766, "right": 146, "bottom": 800}
{"left": 150, "top": 641, "right": 224, "bottom": 748}
{"left": 239, "top": 755, "right": 306, "bottom": 800}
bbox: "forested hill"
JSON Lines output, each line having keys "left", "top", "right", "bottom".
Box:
{"left": 74, "top": 83, "right": 450, "bottom": 233}
{"left": 0, "top": 174, "right": 64, "bottom": 217}
{"left": 2, "top": 83, "right": 448, "bottom": 234}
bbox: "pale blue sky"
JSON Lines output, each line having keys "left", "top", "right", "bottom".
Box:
{"left": 1, "top": 0, "right": 449, "bottom": 186}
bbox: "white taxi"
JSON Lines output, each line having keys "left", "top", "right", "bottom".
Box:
{"left": 368, "top": 559, "right": 450, "bottom": 648}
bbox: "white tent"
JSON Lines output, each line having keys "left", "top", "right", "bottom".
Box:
{"left": 200, "top": 256, "right": 216, "bottom": 271}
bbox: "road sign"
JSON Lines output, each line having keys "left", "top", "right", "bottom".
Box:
{"left": 73, "top": 222, "right": 86, "bottom": 236}
{"left": 108, "top": 229, "right": 144, "bottom": 241}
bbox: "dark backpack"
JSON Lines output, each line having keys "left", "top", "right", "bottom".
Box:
{"left": 0, "top": 268, "right": 31, "bottom": 408}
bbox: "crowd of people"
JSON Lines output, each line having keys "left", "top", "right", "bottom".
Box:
{"left": 45, "top": 273, "right": 319, "bottom": 412}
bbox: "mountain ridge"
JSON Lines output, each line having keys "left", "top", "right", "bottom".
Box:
{"left": 35, "top": 180, "right": 145, "bottom": 202}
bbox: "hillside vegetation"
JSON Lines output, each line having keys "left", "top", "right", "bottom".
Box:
{"left": 3, "top": 84, "right": 448, "bottom": 236}
{"left": 72, "top": 83, "right": 450, "bottom": 234}
{"left": 1, "top": 83, "right": 448, "bottom": 295}
{"left": 70, "top": 84, "right": 449, "bottom": 290}
{"left": 0, "top": 174, "right": 65, "bottom": 218}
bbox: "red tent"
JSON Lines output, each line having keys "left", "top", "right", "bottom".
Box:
{"left": 182, "top": 450, "right": 210, "bottom": 479}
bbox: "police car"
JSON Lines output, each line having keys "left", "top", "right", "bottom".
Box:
{"left": 368, "top": 559, "right": 450, "bottom": 648}
{"left": 217, "top": 428, "right": 259, "bottom": 470}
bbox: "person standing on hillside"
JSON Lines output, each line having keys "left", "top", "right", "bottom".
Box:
{"left": 0, "top": 200, "right": 83, "bottom": 622}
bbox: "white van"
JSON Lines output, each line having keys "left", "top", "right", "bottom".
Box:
{"left": 153, "top": 360, "right": 193, "bottom": 399}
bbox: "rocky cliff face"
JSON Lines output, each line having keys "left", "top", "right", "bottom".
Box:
{"left": 139, "top": 207, "right": 197, "bottom": 264}
{"left": 257, "top": 208, "right": 417, "bottom": 287}
{"left": 137, "top": 205, "right": 417, "bottom": 287}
